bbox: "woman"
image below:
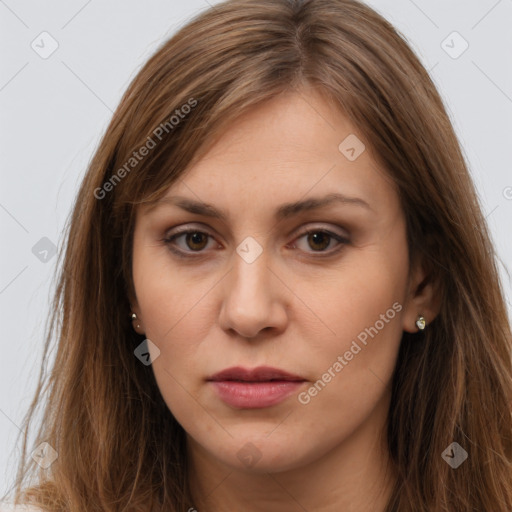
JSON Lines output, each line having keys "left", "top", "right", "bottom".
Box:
{"left": 3, "top": 0, "right": 512, "bottom": 510}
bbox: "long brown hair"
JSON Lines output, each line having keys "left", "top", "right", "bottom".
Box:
{"left": 5, "top": 0, "right": 512, "bottom": 510}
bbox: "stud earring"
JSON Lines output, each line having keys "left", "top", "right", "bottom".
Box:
{"left": 131, "top": 312, "right": 141, "bottom": 331}
{"left": 415, "top": 315, "right": 426, "bottom": 331}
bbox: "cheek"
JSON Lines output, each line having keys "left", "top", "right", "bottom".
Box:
{"left": 298, "top": 243, "right": 407, "bottom": 355}
{"left": 131, "top": 243, "right": 221, "bottom": 417}
{"left": 133, "top": 264, "right": 216, "bottom": 429}
{"left": 132, "top": 237, "right": 216, "bottom": 344}
{"left": 287, "top": 280, "right": 405, "bottom": 461}
{"left": 292, "top": 238, "right": 408, "bottom": 409}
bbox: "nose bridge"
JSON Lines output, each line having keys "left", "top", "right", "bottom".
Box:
{"left": 229, "top": 240, "right": 272, "bottom": 305}
{"left": 218, "top": 238, "right": 287, "bottom": 338}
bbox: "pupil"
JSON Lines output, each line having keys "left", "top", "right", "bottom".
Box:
{"left": 309, "top": 232, "right": 329, "bottom": 251}
{"left": 187, "top": 232, "right": 206, "bottom": 250}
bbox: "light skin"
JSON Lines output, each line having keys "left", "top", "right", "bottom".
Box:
{"left": 130, "top": 87, "right": 439, "bottom": 511}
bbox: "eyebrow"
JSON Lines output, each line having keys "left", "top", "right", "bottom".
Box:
{"left": 145, "top": 193, "right": 372, "bottom": 221}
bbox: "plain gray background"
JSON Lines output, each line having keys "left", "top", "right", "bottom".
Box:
{"left": 1, "top": 0, "right": 511, "bottom": 498}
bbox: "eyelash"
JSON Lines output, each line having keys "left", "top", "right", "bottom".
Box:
{"left": 162, "top": 226, "right": 350, "bottom": 259}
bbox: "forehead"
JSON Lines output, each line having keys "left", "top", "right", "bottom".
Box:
{"left": 143, "top": 90, "right": 399, "bottom": 219}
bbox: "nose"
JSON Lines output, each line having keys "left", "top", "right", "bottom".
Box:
{"left": 218, "top": 247, "right": 289, "bottom": 340}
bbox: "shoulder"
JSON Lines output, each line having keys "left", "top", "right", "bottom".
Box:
{"left": 0, "top": 504, "right": 44, "bottom": 512}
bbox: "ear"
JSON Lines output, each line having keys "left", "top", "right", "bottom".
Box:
{"left": 401, "top": 255, "right": 441, "bottom": 333}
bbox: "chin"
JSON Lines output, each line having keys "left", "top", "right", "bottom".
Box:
{"left": 205, "top": 432, "right": 319, "bottom": 474}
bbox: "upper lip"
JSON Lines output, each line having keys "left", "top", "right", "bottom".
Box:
{"left": 208, "top": 366, "right": 305, "bottom": 382}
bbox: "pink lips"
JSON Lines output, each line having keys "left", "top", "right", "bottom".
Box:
{"left": 207, "top": 366, "right": 306, "bottom": 409}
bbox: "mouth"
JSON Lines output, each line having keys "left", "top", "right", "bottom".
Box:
{"left": 207, "top": 366, "right": 306, "bottom": 408}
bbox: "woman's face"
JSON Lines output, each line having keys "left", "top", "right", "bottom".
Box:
{"left": 131, "top": 89, "right": 426, "bottom": 474}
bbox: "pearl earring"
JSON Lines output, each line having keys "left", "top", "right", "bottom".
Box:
{"left": 131, "top": 312, "right": 141, "bottom": 330}
{"left": 415, "top": 315, "right": 426, "bottom": 331}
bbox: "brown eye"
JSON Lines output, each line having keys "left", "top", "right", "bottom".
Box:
{"left": 164, "top": 229, "right": 215, "bottom": 257}
{"left": 184, "top": 232, "right": 209, "bottom": 251}
{"left": 306, "top": 232, "right": 331, "bottom": 251}
{"left": 291, "top": 228, "right": 349, "bottom": 256}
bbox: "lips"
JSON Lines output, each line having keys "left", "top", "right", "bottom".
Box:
{"left": 207, "top": 366, "right": 306, "bottom": 408}
{"left": 208, "top": 366, "right": 305, "bottom": 383}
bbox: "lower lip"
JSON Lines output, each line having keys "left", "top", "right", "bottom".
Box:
{"left": 209, "top": 380, "right": 304, "bottom": 408}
